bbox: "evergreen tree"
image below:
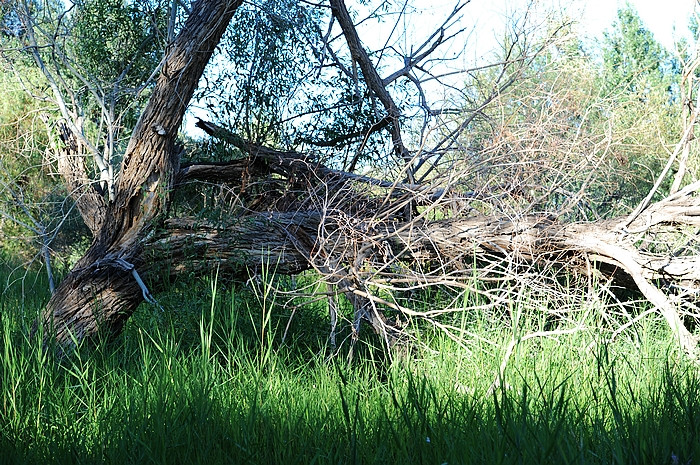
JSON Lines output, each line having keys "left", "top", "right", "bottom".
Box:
{"left": 600, "top": 4, "right": 671, "bottom": 95}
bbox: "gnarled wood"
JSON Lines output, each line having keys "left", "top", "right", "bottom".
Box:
{"left": 179, "top": 120, "right": 700, "bottom": 355}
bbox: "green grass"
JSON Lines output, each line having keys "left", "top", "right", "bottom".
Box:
{"left": 1, "top": 263, "right": 700, "bottom": 464}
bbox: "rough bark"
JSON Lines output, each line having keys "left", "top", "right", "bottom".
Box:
{"left": 54, "top": 121, "right": 108, "bottom": 235}
{"left": 40, "top": 0, "right": 243, "bottom": 346}
{"left": 165, "top": 118, "right": 700, "bottom": 355}
{"left": 134, "top": 185, "right": 700, "bottom": 356}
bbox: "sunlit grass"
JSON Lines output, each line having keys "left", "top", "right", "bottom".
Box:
{"left": 1, "top": 261, "right": 699, "bottom": 464}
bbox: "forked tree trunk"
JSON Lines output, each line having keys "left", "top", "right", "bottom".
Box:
{"left": 37, "top": 0, "right": 700, "bottom": 359}
{"left": 40, "top": 0, "right": 243, "bottom": 346}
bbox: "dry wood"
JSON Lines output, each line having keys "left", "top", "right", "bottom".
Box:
{"left": 157, "top": 126, "right": 700, "bottom": 355}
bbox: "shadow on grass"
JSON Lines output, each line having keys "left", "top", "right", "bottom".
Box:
{"left": 2, "top": 269, "right": 700, "bottom": 464}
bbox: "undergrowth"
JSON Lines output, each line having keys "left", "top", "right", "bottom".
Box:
{"left": 1, "top": 261, "right": 699, "bottom": 464}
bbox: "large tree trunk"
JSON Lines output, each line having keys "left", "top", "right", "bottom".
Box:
{"left": 132, "top": 118, "right": 700, "bottom": 356}
{"left": 40, "top": 0, "right": 243, "bottom": 346}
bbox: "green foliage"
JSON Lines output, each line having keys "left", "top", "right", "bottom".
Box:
{"left": 0, "top": 0, "right": 170, "bottom": 265}
{"left": 455, "top": 5, "right": 684, "bottom": 220}
{"left": 194, "top": 1, "right": 387, "bottom": 168}
{"left": 71, "top": 0, "right": 166, "bottom": 89}
{"left": 69, "top": 0, "right": 168, "bottom": 136}
{"left": 597, "top": 5, "right": 683, "bottom": 201}
{"left": 0, "top": 64, "right": 86, "bottom": 264}
{"left": 197, "top": 0, "right": 320, "bottom": 145}
{"left": 600, "top": 4, "right": 671, "bottom": 95}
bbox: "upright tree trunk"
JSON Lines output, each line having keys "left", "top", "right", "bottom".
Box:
{"left": 40, "top": 0, "right": 242, "bottom": 346}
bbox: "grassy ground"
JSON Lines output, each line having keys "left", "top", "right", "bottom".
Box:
{"left": 1, "top": 263, "right": 699, "bottom": 464}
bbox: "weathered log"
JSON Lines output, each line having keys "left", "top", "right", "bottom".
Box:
{"left": 132, "top": 192, "right": 700, "bottom": 355}
{"left": 166, "top": 116, "right": 700, "bottom": 355}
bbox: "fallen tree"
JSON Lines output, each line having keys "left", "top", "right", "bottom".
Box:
{"left": 2, "top": 0, "right": 700, "bottom": 359}
{"left": 150, "top": 118, "right": 700, "bottom": 356}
